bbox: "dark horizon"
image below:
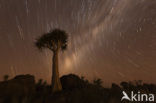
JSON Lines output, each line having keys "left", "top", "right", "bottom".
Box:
{"left": 0, "top": 0, "right": 156, "bottom": 86}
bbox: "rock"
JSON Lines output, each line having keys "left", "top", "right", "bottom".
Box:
{"left": 0, "top": 74, "right": 35, "bottom": 98}
{"left": 60, "top": 74, "right": 86, "bottom": 90}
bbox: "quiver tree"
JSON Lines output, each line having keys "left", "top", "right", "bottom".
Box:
{"left": 35, "top": 29, "right": 68, "bottom": 92}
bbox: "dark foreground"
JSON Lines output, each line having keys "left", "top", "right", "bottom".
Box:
{"left": 0, "top": 74, "right": 156, "bottom": 103}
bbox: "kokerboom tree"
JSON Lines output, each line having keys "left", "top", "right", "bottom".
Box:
{"left": 35, "top": 29, "right": 68, "bottom": 92}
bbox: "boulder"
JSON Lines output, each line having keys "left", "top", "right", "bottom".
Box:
{"left": 0, "top": 74, "right": 35, "bottom": 97}
{"left": 60, "top": 74, "right": 86, "bottom": 90}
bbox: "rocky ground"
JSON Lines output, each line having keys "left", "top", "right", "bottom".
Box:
{"left": 0, "top": 74, "right": 155, "bottom": 103}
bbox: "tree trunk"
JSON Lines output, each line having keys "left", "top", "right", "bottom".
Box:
{"left": 51, "top": 51, "right": 62, "bottom": 92}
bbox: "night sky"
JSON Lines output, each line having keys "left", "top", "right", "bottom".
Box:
{"left": 0, "top": 0, "right": 156, "bottom": 86}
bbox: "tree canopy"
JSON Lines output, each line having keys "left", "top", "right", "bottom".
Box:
{"left": 35, "top": 29, "right": 68, "bottom": 52}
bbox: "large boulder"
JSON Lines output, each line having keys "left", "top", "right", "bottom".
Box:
{"left": 0, "top": 74, "right": 35, "bottom": 97}
{"left": 60, "top": 74, "right": 86, "bottom": 90}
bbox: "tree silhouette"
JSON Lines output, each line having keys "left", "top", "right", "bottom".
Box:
{"left": 35, "top": 29, "right": 68, "bottom": 92}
